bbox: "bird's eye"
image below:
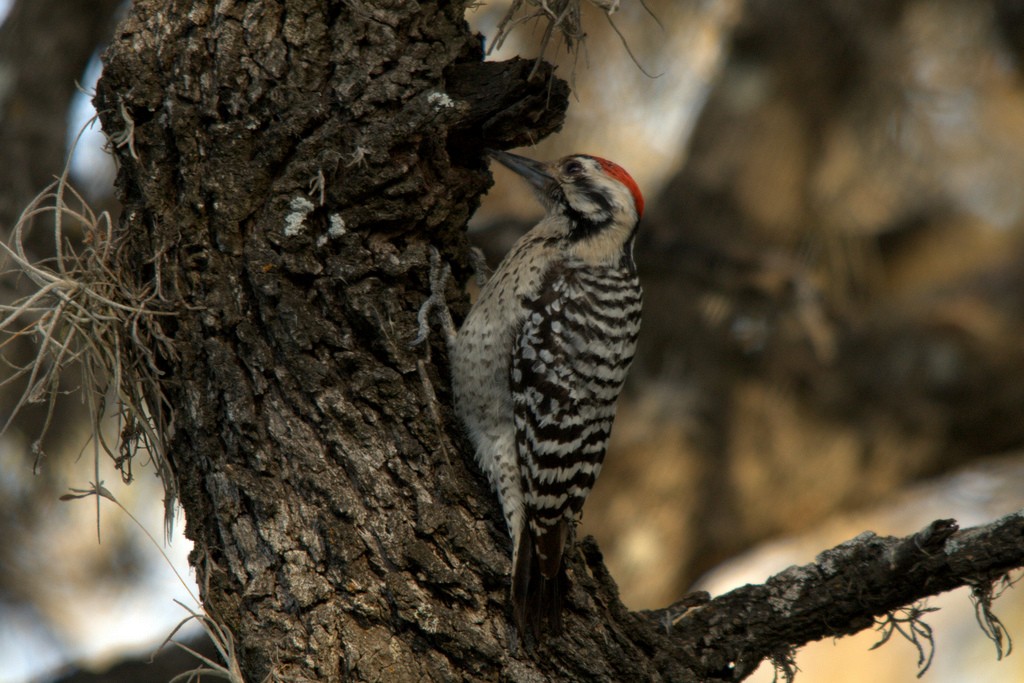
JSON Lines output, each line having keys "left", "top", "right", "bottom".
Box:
{"left": 563, "top": 159, "right": 584, "bottom": 176}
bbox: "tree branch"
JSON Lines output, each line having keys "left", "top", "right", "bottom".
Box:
{"left": 652, "top": 513, "right": 1024, "bottom": 680}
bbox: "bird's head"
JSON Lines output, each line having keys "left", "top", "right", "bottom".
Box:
{"left": 487, "top": 149, "right": 644, "bottom": 265}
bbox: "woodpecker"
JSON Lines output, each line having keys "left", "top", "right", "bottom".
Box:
{"left": 449, "top": 149, "right": 643, "bottom": 638}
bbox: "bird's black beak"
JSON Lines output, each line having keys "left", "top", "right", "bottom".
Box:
{"left": 486, "top": 149, "right": 556, "bottom": 194}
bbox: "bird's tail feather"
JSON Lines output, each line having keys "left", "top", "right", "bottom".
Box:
{"left": 512, "top": 524, "right": 570, "bottom": 639}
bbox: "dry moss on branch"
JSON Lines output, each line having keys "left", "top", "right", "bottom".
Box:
{"left": 488, "top": 0, "right": 661, "bottom": 82}
{"left": 0, "top": 132, "right": 178, "bottom": 530}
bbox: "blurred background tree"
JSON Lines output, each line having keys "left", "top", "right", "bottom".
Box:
{"left": 1, "top": 0, "right": 1023, "bottom": 680}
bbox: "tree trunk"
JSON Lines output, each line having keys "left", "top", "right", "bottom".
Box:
{"left": 93, "top": 1, "right": 575, "bottom": 679}
{"left": 92, "top": 2, "right": 1024, "bottom": 681}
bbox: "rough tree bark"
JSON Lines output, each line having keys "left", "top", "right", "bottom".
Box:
{"left": 93, "top": 1, "right": 570, "bottom": 679}
{"left": 90, "top": 1, "right": 1024, "bottom": 681}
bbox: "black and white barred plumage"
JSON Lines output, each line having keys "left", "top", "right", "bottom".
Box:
{"left": 450, "top": 150, "right": 643, "bottom": 638}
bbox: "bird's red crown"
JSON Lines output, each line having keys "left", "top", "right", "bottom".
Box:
{"left": 592, "top": 157, "right": 644, "bottom": 218}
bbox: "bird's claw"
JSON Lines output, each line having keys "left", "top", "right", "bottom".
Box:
{"left": 411, "top": 246, "right": 456, "bottom": 349}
